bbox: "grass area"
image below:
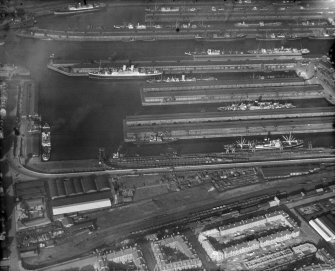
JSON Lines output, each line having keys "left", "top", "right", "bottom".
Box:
{"left": 134, "top": 184, "right": 169, "bottom": 201}
{"left": 120, "top": 174, "right": 162, "bottom": 189}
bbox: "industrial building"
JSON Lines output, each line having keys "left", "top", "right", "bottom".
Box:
{"left": 309, "top": 215, "right": 335, "bottom": 242}
{"left": 47, "top": 175, "right": 113, "bottom": 216}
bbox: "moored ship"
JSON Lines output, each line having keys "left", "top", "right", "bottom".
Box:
{"left": 308, "top": 33, "right": 335, "bottom": 40}
{"left": 54, "top": 1, "right": 106, "bottom": 15}
{"left": 234, "top": 133, "right": 304, "bottom": 151}
{"left": 88, "top": 65, "right": 162, "bottom": 80}
{"left": 235, "top": 21, "right": 282, "bottom": 27}
{"left": 146, "top": 75, "right": 217, "bottom": 83}
{"left": 41, "top": 123, "right": 51, "bottom": 162}
{"left": 217, "top": 101, "right": 295, "bottom": 111}
{"left": 202, "top": 33, "right": 247, "bottom": 42}
{"left": 256, "top": 33, "right": 286, "bottom": 41}
{"left": 185, "top": 47, "right": 309, "bottom": 58}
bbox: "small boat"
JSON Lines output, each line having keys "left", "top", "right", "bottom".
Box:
{"left": 54, "top": 1, "right": 106, "bottom": 15}
{"left": 41, "top": 123, "right": 51, "bottom": 162}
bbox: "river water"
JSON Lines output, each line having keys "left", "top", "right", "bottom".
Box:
{"left": 1, "top": 6, "right": 334, "bottom": 160}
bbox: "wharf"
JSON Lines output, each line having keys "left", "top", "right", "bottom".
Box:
{"left": 47, "top": 58, "right": 301, "bottom": 77}
{"left": 125, "top": 107, "right": 335, "bottom": 127}
{"left": 142, "top": 77, "right": 306, "bottom": 92}
{"left": 144, "top": 12, "right": 328, "bottom": 23}
{"left": 109, "top": 148, "right": 335, "bottom": 169}
{"left": 141, "top": 82, "right": 324, "bottom": 106}
{"left": 123, "top": 116, "right": 334, "bottom": 141}
{"left": 16, "top": 26, "right": 329, "bottom": 42}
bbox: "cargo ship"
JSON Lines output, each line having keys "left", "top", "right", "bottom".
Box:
{"left": 185, "top": 47, "right": 309, "bottom": 57}
{"left": 217, "top": 101, "right": 295, "bottom": 111}
{"left": 54, "top": 1, "right": 106, "bottom": 15}
{"left": 256, "top": 33, "right": 286, "bottom": 41}
{"left": 308, "top": 33, "right": 335, "bottom": 40}
{"left": 235, "top": 133, "right": 304, "bottom": 151}
{"left": 146, "top": 75, "right": 217, "bottom": 83}
{"left": 41, "top": 123, "right": 51, "bottom": 162}
{"left": 201, "top": 33, "right": 247, "bottom": 42}
{"left": 146, "top": 6, "right": 180, "bottom": 12}
{"left": 88, "top": 65, "right": 162, "bottom": 80}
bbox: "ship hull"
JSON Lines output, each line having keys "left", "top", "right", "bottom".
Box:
{"left": 255, "top": 142, "right": 303, "bottom": 151}
{"left": 88, "top": 73, "right": 162, "bottom": 80}
{"left": 54, "top": 6, "right": 105, "bottom": 15}
{"left": 256, "top": 37, "right": 285, "bottom": 41}
{"left": 204, "top": 36, "right": 247, "bottom": 42}
{"left": 131, "top": 139, "right": 178, "bottom": 145}
{"left": 308, "top": 36, "right": 335, "bottom": 40}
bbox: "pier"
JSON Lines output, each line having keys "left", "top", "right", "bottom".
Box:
{"left": 125, "top": 107, "right": 335, "bottom": 127}
{"left": 47, "top": 58, "right": 303, "bottom": 77}
{"left": 141, "top": 83, "right": 324, "bottom": 106}
{"left": 123, "top": 116, "right": 334, "bottom": 142}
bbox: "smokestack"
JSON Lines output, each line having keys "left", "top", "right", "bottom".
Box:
{"left": 83, "top": 0, "right": 87, "bottom": 5}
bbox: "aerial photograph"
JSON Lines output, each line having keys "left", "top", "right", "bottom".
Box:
{"left": 0, "top": 0, "right": 335, "bottom": 270}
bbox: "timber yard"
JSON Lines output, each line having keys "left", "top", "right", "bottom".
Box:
{"left": 1, "top": 0, "right": 335, "bottom": 271}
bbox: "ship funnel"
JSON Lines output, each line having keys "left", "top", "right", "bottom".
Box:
{"left": 123, "top": 65, "right": 126, "bottom": 71}
{"left": 181, "top": 74, "right": 185, "bottom": 81}
{"left": 130, "top": 65, "right": 134, "bottom": 71}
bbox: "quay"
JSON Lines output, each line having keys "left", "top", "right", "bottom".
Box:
{"left": 141, "top": 83, "right": 324, "bottom": 106}
{"left": 123, "top": 116, "right": 334, "bottom": 141}
{"left": 16, "top": 26, "right": 330, "bottom": 42}
{"left": 125, "top": 107, "right": 335, "bottom": 127}
{"left": 47, "top": 58, "right": 303, "bottom": 77}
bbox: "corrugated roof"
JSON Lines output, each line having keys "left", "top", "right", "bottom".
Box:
{"left": 95, "top": 175, "right": 110, "bottom": 191}
{"left": 73, "top": 177, "right": 84, "bottom": 194}
{"left": 51, "top": 190, "right": 112, "bottom": 207}
{"left": 81, "top": 176, "right": 97, "bottom": 193}
{"left": 48, "top": 179, "right": 59, "bottom": 199}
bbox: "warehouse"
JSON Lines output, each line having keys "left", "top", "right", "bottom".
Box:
{"left": 52, "top": 190, "right": 112, "bottom": 216}
{"left": 309, "top": 219, "right": 333, "bottom": 242}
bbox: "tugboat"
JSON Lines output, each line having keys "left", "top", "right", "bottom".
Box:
{"left": 41, "top": 123, "right": 51, "bottom": 162}
{"left": 54, "top": 1, "right": 106, "bottom": 15}
{"left": 88, "top": 65, "right": 162, "bottom": 80}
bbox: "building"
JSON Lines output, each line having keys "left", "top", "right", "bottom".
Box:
{"left": 309, "top": 219, "right": 332, "bottom": 242}
{"left": 151, "top": 235, "right": 202, "bottom": 271}
{"left": 47, "top": 176, "right": 113, "bottom": 216}
{"left": 245, "top": 248, "right": 293, "bottom": 270}
{"left": 258, "top": 229, "right": 300, "bottom": 248}
{"left": 224, "top": 240, "right": 260, "bottom": 258}
{"left": 198, "top": 210, "right": 299, "bottom": 261}
{"left": 104, "top": 247, "right": 147, "bottom": 270}
{"left": 52, "top": 191, "right": 112, "bottom": 215}
{"left": 15, "top": 180, "right": 51, "bottom": 229}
